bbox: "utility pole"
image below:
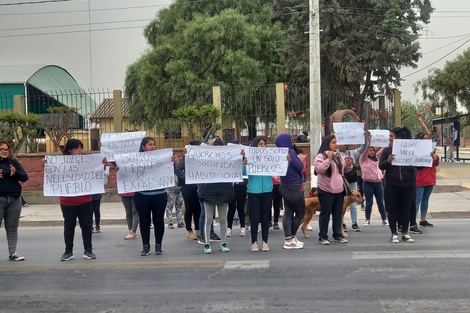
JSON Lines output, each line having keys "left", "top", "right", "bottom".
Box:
{"left": 309, "top": 0, "right": 322, "bottom": 185}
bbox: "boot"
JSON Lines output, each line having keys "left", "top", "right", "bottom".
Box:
{"left": 186, "top": 231, "right": 197, "bottom": 240}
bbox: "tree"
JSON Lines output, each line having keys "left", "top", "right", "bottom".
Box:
{"left": 415, "top": 48, "right": 470, "bottom": 120}
{"left": 155, "top": 118, "right": 182, "bottom": 148}
{"left": 272, "top": 0, "right": 433, "bottom": 119}
{"left": 0, "top": 113, "right": 41, "bottom": 154}
{"left": 171, "top": 105, "right": 221, "bottom": 142}
{"left": 41, "top": 106, "right": 78, "bottom": 152}
{"left": 401, "top": 101, "right": 436, "bottom": 136}
{"left": 125, "top": 0, "right": 284, "bottom": 140}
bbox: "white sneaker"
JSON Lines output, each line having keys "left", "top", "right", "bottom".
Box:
{"left": 382, "top": 220, "right": 389, "bottom": 225}
{"left": 391, "top": 234, "right": 399, "bottom": 243}
{"left": 292, "top": 237, "right": 304, "bottom": 247}
{"left": 227, "top": 228, "right": 232, "bottom": 237}
{"left": 283, "top": 240, "right": 303, "bottom": 249}
{"left": 240, "top": 227, "right": 246, "bottom": 237}
{"left": 363, "top": 220, "right": 370, "bottom": 226}
{"left": 402, "top": 234, "right": 415, "bottom": 243}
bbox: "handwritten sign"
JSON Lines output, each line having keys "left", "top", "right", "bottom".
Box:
{"left": 43, "top": 154, "right": 105, "bottom": 197}
{"left": 244, "top": 147, "right": 289, "bottom": 176}
{"left": 185, "top": 145, "right": 243, "bottom": 184}
{"left": 333, "top": 122, "right": 365, "bottom": 145}
{"left": 114, "top": 148, "right": 175, "bottom": 193}
{"left": 369, "top": 129, "right": 390, "bottom": 147}
{"left": 392, "top": 139, "right": 433, "bottom": 167}
{"left": 100, "top": 131, "right": 146, "bottom": 162}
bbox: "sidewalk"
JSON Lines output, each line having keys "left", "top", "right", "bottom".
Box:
{"left": 18, "top": 161, "right": 470, "bottom": 227}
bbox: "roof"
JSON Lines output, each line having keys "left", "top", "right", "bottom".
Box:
{"left": 90, "top": 98, "right": 130, "bottom": 120}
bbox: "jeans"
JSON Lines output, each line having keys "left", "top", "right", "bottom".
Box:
{"left": 363, "top": 181, "right": 387, "bottom": 221}
{"left": 348, "top": 181, "right": 358, "bottom": 224}
{"left": 61, "top": 202, "right": 93, "bottom": 252}
{"left": 416, "top": 185, "right": 434, "bottom": 219}
{"left": 121, "top": 196, "right": 139, "bottom": 232}
{"left": 0, "top": 196, "right": 22, "bottom": 255}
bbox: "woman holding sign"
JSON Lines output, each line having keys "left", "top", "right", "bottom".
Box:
{"left": 134, "top": 137, "right": 168, "bottom": 256}
{"left": 0, "top": 139, "right": 29, "bottom": 261}
{"left": 314, "top": 135, "right": 353, "bottom": 245}
{"left": 57, "top": 139, "right": 96, "bottom": 261}
{"left": 379, "top": 127, "right": 417, "bottom": 243}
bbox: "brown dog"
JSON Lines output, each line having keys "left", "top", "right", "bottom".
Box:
{"left": 300, "top": 189, "right": 364, "bottom": 238}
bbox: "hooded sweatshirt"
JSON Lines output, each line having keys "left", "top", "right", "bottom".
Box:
{"left": 275, "top": 133, "right": 304, "bottom": 186}
{"left": 0, "top": 157, "right": 29, "bottom": 198}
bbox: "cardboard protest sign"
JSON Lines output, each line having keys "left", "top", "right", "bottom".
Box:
{"left": 392, "top": 139, "right": 433, "bottom": 167}
{"left": 114, "top": 148, "right": 175, "bottom": 193}
{"left": 333, "top": 122, "right": 365, "bottom": 145}
{"left": 100, "top": 131, "right": 146, "bottom": 162}
{"left": 244, "top": 147, "right": 289, "bottom": 176}
{"left": 43, "top": 154, "right": 105, "bottom": 196}
{"left": 184, "top": 145, "right": 243, "bottom": 184}
{"left": 369, "top": 129, "right": 390, "bottom": 147}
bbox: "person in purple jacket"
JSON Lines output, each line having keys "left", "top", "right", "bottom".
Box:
{"left": 275, "top": 133, "right": 305, "bottom": 249}
{"left": 314, "top": 135, "right": 353, "bottom": 245}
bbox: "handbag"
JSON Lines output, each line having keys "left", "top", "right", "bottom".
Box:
{"left": 342, "top": 176, "right": 353, "bottom": 196}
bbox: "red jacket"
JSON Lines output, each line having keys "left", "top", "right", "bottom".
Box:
{"left": 416, "top": 158, "right": 439, "bottom": 187}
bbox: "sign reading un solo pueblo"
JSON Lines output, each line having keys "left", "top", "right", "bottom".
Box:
{"left": 100, "top": 131, "right": 146, "bottom": 162}
{"left": 185, "top": 145, "right": 244, "bottom": 184}
{"left": 244, "top": 147, "right": 289, "bottom": 176}
{"left": 114, "top": 148, "right": 175, "bottom": 193}
{"left": 43, "top": 154, "right": 105, "bottom": 196}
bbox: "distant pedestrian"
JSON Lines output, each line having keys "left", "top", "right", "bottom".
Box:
{"left": 165, "top": 153, "right": 184, "bottom": 229}
{"left": 91, "top": 193, "right": 102, "bottom": 233}
{"left": 0, "top": 139, "right": 29, "bottom": 261}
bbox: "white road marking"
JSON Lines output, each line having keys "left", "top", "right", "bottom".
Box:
{"left": 353, "top": 250, "right": 470, "bottom": 259}
{"left": 203, "top": 299, "right": 266, "bottom": 313}
{"left": 223, "top": 260, "right": 269, "bottom": 270}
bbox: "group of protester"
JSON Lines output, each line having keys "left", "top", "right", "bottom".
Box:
{"left": 0, "top": 127, "right": 439, "bottom": 261}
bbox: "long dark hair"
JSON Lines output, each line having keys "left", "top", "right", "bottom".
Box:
{"left": 139, "top": 137, "right": 156, "bottom": 152}
{"left": 63, "top": 139, "right": 83, "bottom": 155}
{"left": 316, "top": 134, "right": 342, "bottom": 177}
{"left": 250, "top": 136, "right": 267, "bottom": 147}
{"left": 391, "top": 127, "right": 412, "bottom": 139}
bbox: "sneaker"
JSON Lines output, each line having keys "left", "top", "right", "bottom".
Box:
{"left": 419, "top": 220, "right": 433, "bottom": 227}
{"left": 83, "top": 250, "right": 96, "bottom": 260}
{"left": 92, "top": 227, "right": 96, "bottom": 233}
{"left": 283, "top": 240, "right": 303, "bottom": 249}
{"left": 306, "top": 224, "right": 314, "bottom": 231}
{"left": 343, "top": 223, "right": 348, "bottom": 232}
{"left": 398, "top": 225, "right": 403, "bottom": 233}
{"left": 273, "top": 223, "right": 280, "bottom": 230}
{"left": 292, "top": 237, "right": 304, "bottom": 247}
{"left": 155, "top": 244, "right": 163, "bottom": 255}
{"left": 219, "top": 242, "right": 230, "bottom": 252}
{"left": 382, "top": 220, "right": 388, "bottom": 226}
{"left": 9, "top": 252, "right": 25, "bottom": 261}
{"left": 409, "top": 225, "right": 422, "bottom": 234}
{"left": 140, "top": 245, "right": 151, "bottom": 256}
{"left": 251, "top": 242, "right": 259, "bottom": 252}
{"left": 334, "top": 236, "right": 348, "bottom": 243}
{"left": 197, "top": 237, "right": 206, "bottom": 245}
{"left": 261, "top": 241, "right": 270, "bottom": 252}
{"left": 168, "top": 223, "right": 174, "bottom": 229}
{"left": 124, "top": 231, "right": 138, "bottom": 240}
{"left": 95, "top": 226, "right": 102, "bottom": 233}
{"left": 203, "top": 244, "right": 212, "bottom": 254}
{"left": 210, "top": 233, "right": 221, "bottom": 241}
{"left": 240, "top": 227, "right": 247, "bottom": 237}
{"left": 22, "top": 202, "right": 29, "bottom": 207}
{"left": 363, "top": 220, "right": 370, "bottom": 226}
{"left": 227, "top": 228, "right": 232, "bottom": 237}
{"left": 60, "top": 251, "right": 74, "bottom": 261}
{"left": 361, "top": 204, "right": 365, "bottom": 211}
{"left": 177, "top": 222, "right": 185, "bottom": 228}
{"left": 319, "top": 238, "right": 330, "bottom": 245}
{"left": 352, "top": 223, "right": 361, "bottom": 232}
{"left": 391, "top": 234, "right": 399, "bottom": 243}
{"left": 402, "top": 233, "right": 415, "bottom": 243}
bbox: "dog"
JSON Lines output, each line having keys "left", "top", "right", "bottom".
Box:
{"left": 300, "top": 189, "right": 363, "bottom": 239}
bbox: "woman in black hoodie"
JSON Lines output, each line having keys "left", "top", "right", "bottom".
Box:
{"left": 0, "top": 139, "right": 29, "bottom": 261}
{"left": 379, "top": 127, "right": 416, "bottom": 243}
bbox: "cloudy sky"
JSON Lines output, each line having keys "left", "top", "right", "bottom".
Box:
{"left": 1, "top": 0, "right": 469, "bottom": 103}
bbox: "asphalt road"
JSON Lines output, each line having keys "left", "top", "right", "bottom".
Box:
{"left": 0, "top": 220, "right": 469, "bottom": 313}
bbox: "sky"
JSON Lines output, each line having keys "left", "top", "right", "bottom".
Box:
{"left": 1, "top": 0, "right": 470, "bottom": 103}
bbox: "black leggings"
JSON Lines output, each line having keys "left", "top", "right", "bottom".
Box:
{"left": 182, "top": 185, "right": 201, "bottom": 232}
{"left": 384, "top": 182, "right": 415, "bottom": 235}
{"left": 134, "top": 192, "right": 167, "bottom": 248}
{"left": 279, "top": 185, "right": 305, "bottom": 240}
{"left": 228, "top": 183, "right": 246, "bottom": 229}
{"left": 270, "top": 184, "right": 282, "bottom": 224}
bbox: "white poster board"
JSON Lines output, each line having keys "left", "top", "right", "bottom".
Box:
{"left": 100, "top": 131, "right": 146, "bottom": 162}
{"left": 114, "top": 148, "right": 175, "bottom": 193}
{"left": 369, "top": 129, "right": 390, "bottom": 147}
{"left": 392, "top": 139, "right": 433, "bottom": 167}
{"left": 244, "top": 147, "right": 289, "bottom": 176}
{"left": 333, "top": 122, "right": 365, "bottom": 145}
{"left": 185, "top": 145, "right": 243, "bottom": 184}
{"left": 43, "top": 154, "right": 105, "bottom": 196}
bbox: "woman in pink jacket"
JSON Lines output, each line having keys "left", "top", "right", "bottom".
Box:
{"left": 359, "top": 136, "right": 387, "bottom": 226}
{"left": 415, "top": 132, "right": 439, "bottom": 227}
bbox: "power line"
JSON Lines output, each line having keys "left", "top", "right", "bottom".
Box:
{"left": 402, "top": 38, "right": 470, "bottom": 79}
{"left": 423, "top": 35, "right": 470, "bottom": 55}
{"left": 0, "top": 0, "right": 79, "bottom": 5}
{"left": 0, "top": 25, "right": 148, "bottom": 38}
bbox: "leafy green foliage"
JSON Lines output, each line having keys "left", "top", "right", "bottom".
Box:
{"left": 172, "top": 105, "right": 221, "bottom": 142}
{"left": 0, "top": 113, "right": 41, "bottom": 154}
{"left": 401, "top": 101, "right": 436, "bottom": 136}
